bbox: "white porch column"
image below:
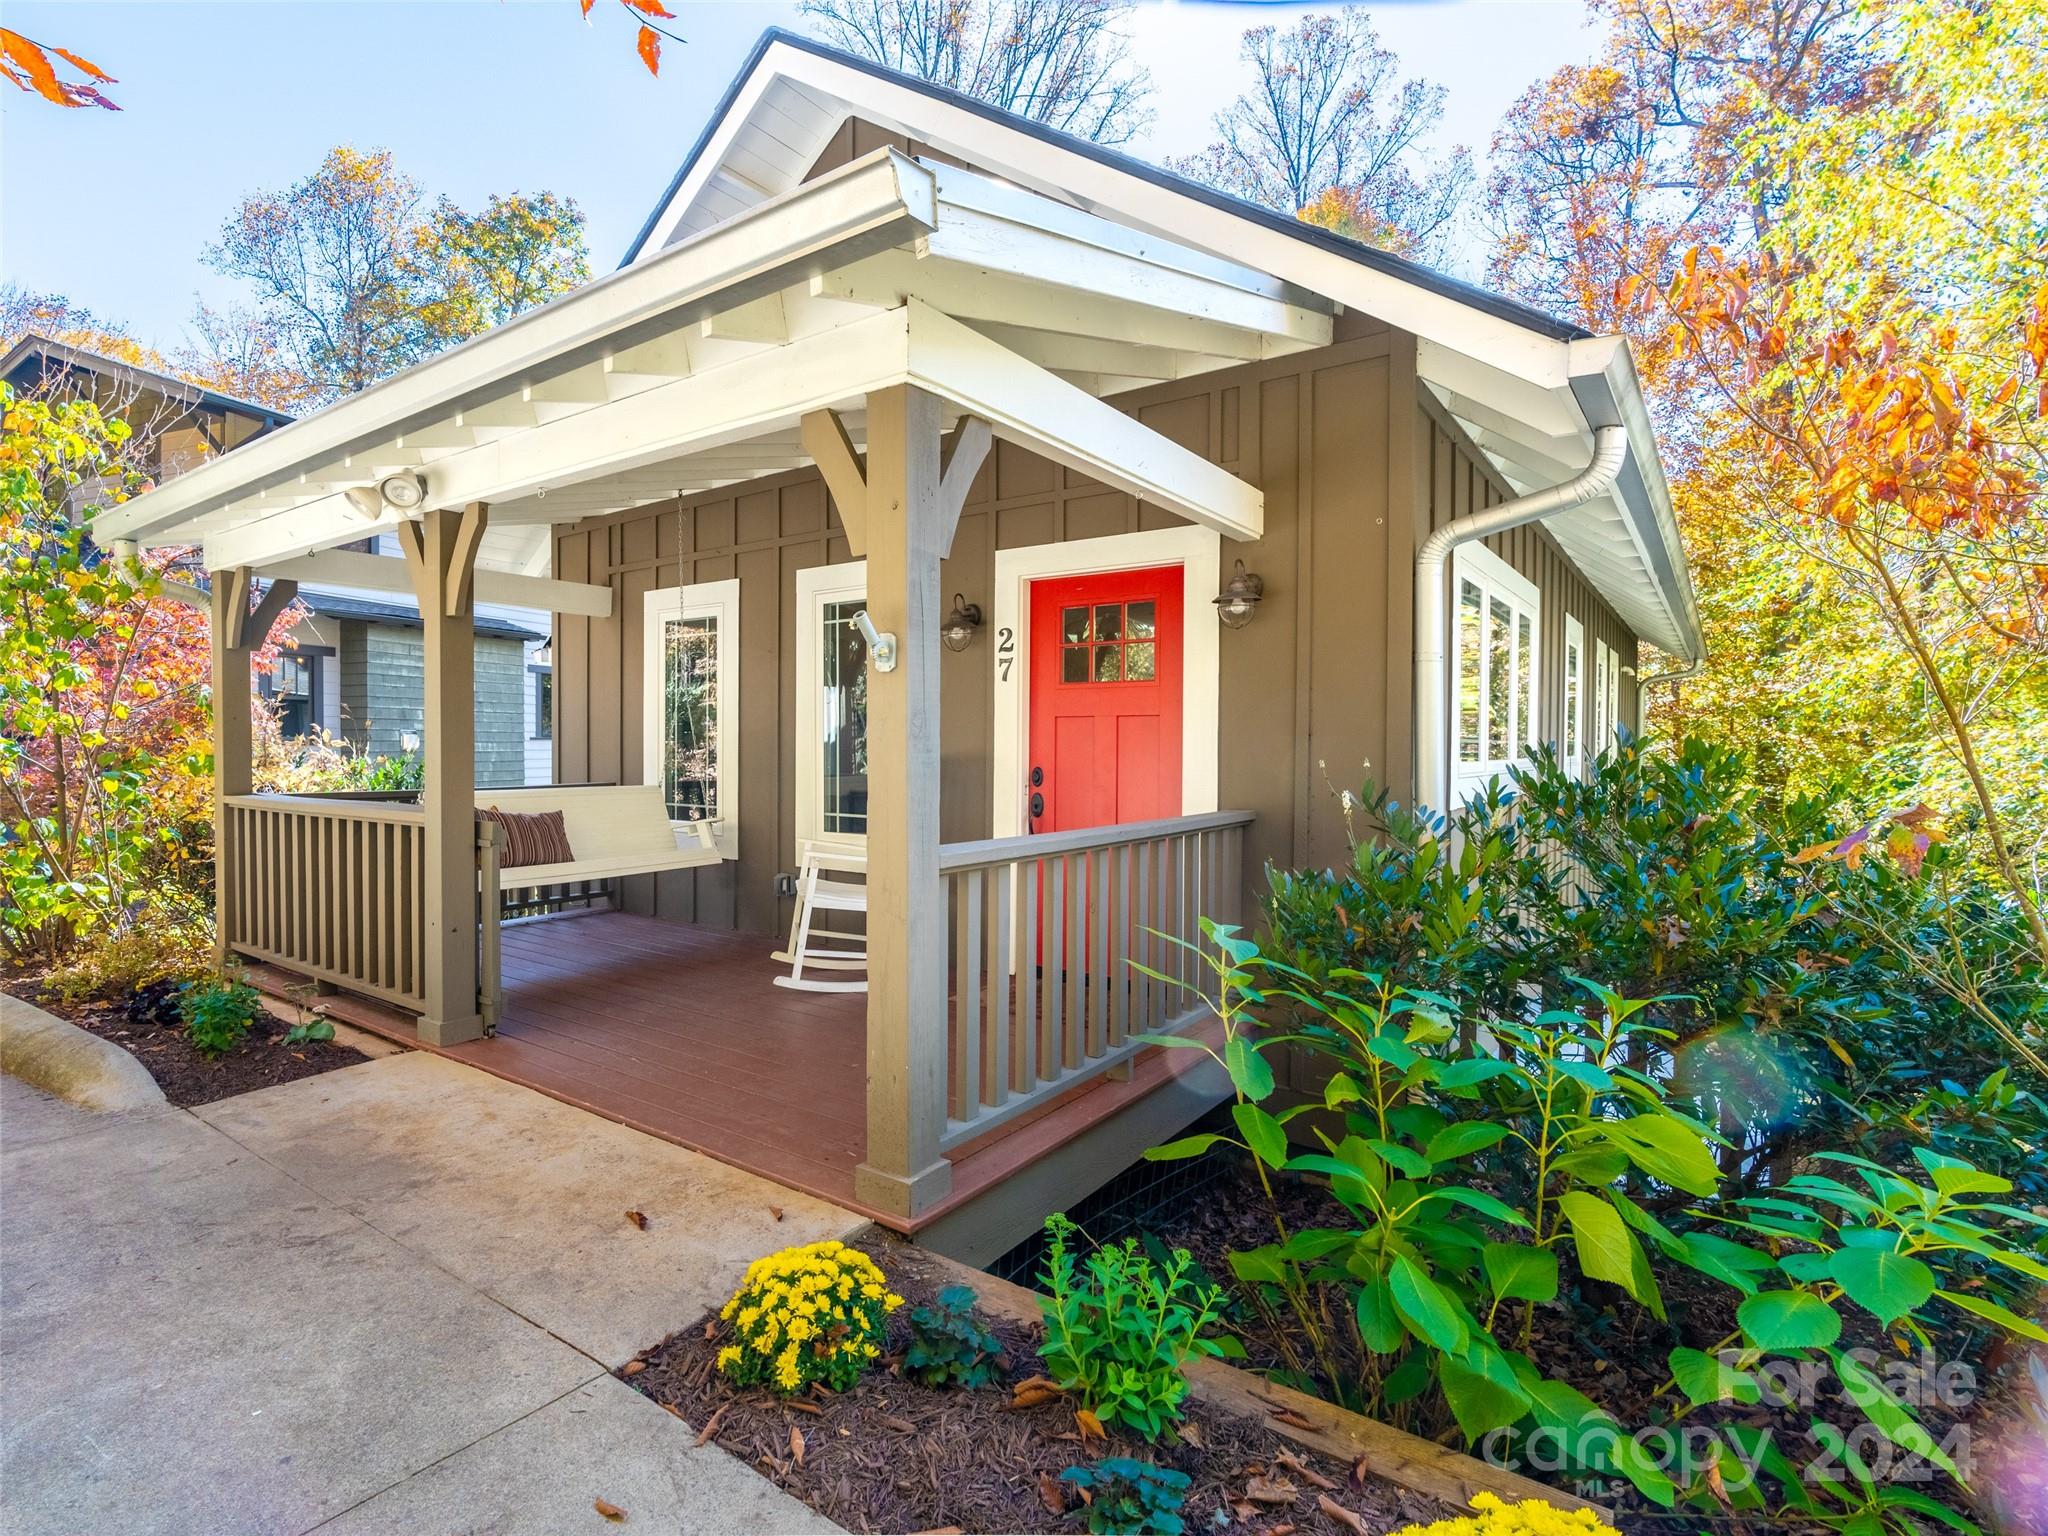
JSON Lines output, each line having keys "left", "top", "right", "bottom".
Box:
{"left": 853, "top": 384, "right": 954, "bottom": 1218}
{"left": 399, "top": 504, "right": 487, "bottom": 1047}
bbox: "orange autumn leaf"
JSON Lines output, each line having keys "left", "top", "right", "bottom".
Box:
{"left": 621, "top": 0, "right": 676, "bottom": 17}
{"left": 636, "top": 22, "right": 660, "bottom": 75}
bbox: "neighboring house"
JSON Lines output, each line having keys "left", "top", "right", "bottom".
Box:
{"left": 4, "top": 335, "right": 552, "bottom": 786}
{"left": 96, "top": 32, "right": 1702, "bottom": 1259}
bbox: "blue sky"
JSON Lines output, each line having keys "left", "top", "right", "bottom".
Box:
{"left": 0, "top": 1, "right": 1594, "bottom": 353}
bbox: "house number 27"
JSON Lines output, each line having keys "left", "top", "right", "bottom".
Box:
{"left": 996, "top": 627, "right": 1016, "bottom": 681}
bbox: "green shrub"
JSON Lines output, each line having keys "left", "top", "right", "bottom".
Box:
{"left": 178, "top": 978, "right": 261, "bottom": 1059}
{"left": 43, "top": 920, "right": 214, "bottom": 1006}
{"left": 1060, "top": 1459, "right": 1191, "bottom": 1535}
{"left": 283, "top": 1019, "right": 335, "bottom": 1048}
{"left": 902, "top": 1283, "right": 1004, "bottom": 1389}
{"left": 1036, "top": 1214, "right": 1230, "bottom": 1441}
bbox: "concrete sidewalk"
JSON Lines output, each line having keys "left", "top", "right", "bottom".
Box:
{"left": 1, "top": 1052, "right": 855, "bottom": 1535}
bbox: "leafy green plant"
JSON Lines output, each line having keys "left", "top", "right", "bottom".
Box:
{"left": 1059, "top": 1459, "right": 1191, "bottom": 1536}
{"left": 178, "top": 978, "right": 261, "bottom": 1059}
{"left": 1037, "top": 1214, "right": 1231, "bottom": 1441}
{"left": 283, "top": 1019, "right": 335, "bottom": 1048}
{"left": 902, "top": 1283, "right": 1004, "bottom": 1389}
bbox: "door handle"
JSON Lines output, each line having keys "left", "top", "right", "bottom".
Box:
{"left": 1029, "top": 765, "right": 1045, "bottom": 830}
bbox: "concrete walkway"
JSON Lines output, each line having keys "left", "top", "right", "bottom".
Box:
{"left": 1, "top": 1052, "right": 857, "bottom": 1535}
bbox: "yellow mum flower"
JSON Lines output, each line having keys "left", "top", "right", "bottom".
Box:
{"left": 1388, "top": 1494, "right": 1620, "bottom": 1536}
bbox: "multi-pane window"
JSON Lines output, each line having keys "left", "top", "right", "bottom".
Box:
{"left": 641, "top": 579, "right": 738, "bottom": 857}
{"left": 273, "top": 654, "right": 314, "bottom": 738}
{"left": 820, "top": 597, "right": 870, "bottom": 839}
{"left": 1450, "top": 544, "right": 1540, "bottom": 805}
{"left": 1059, "top": 600, "right": 1157, "bottom": 683}
{"left": 661, "top": 615, "right": 719, "bottom": 823}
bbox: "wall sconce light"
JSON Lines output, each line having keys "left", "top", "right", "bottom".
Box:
{"left": 1213, "top": 560, "right": 1264, "bottom": 629}
{"left": 941, "top": 593, "right": 983, "bottom": 652}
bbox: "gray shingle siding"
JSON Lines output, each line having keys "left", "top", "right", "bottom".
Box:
{"left": 336, "top": 622, "right": 527, "bottom": 786}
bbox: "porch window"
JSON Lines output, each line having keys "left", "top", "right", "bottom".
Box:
{"left": 1448, "top": 542, "right": 1540, "bottom": 807}
{"left": 641, "top": 578, "right": 739, "bottom": 858}
{"left": 796, "top": 561, "right": 870, "bottom": 850}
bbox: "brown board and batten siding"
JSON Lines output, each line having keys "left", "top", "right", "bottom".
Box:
{"left": 1416, "top": 398, "right": 1643, "bottom": 752}
{"left": 552, "top": 321, "right": 1421, "bottom": 938}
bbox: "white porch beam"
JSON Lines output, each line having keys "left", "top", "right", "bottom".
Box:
{"left": 98, "top": 147, "right": 941, "bottom": 544}
{"left": 260, "top": 548, "right": 614, "bottom": 617}
{"left": 903, "top": 300, "right": 1262, "bottom": 540}
{"left": 1416, "top": 338, "right": 1587, "bottom": 444}
{"left": 201, "top": 305, "right": 915, "bottom": 570}
{"left": 815, "top": 252, "right": 1285, "bottom": 363}
{"left": 965, "top": 322, "right": 1203, "bottom": 384}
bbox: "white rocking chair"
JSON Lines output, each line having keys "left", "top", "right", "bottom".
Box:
{"left": 772, "top": 844, "right": 869, "bottom": 992}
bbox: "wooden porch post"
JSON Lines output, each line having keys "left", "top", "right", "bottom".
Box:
{"left": 853, "top": 384, "right": 955, "bottom": 1218}
{"left": 210, "top": 567, "right": 296, "bottom": 968}
{"left": 399, "top": 504, "right": 487, "bottom": 1046}
{"left": 210, "top": 570, "right": 255, "bottom": 969}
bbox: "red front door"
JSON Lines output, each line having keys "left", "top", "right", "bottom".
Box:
{"left": 1028, "top": 565, "right": 1183, "bottom": 833}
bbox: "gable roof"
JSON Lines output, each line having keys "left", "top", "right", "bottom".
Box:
{"left": 1, "top": 333, "right": 294, "bottom": 431}
{"left": 626, "top": 29, "right": 1585, "bottom": 344}
{"left": 623, "top": 30, "right": 1700, "bottom": 662}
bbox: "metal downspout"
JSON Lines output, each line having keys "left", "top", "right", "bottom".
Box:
{"left": 1414, "top": 423, "right": 1629, "bottom": 815}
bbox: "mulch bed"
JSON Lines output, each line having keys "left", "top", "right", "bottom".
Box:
{"left": 2, "top": 972, "right": 371, "bottom": 1108}
{"left": 620, "top": 1233, "right": 1454, "bottom": 1535}
{"left": 1150, "top": 1156, "right": 2011, "bottom": 1535}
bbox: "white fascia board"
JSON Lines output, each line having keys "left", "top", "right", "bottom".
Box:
{"left": 261, "top": 549, "right": 612, "bottom": 617}
{"left": 203, "top": 305, "right": 915, "bottom": 571}
{"left": 640, "top": 43, "right": 1569, "bottom": 386}
{"left": 100, "top": 148, "right": 939, "bottom": 546}
{"left": 904, "top": 299, "right": 1262, "bottom": 540}
{"left": 1567, "top": 337, "right": 1702, "bottom": 662}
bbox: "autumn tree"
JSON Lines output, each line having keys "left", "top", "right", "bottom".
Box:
{"left": 1484, "top": 0, "right": 1875, "bottom": 356}
{"left": 1657, "top": 0, "right": 2048, "bottom": 960}
{"left": 1171, "top": 11, "right": 1470, "bottom": 263}
{"left": 205, "top": 148, "right": 590, "bottom": 405}
{"left": 800, "top": 0, "right": 1152, "bottom": 145}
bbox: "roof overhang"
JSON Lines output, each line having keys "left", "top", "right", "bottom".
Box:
{"left": 619, "top": 29, "right": 1702, "bottom": 662}
{"left": 97, "top": 149, "right": 1309, "bottom": 575}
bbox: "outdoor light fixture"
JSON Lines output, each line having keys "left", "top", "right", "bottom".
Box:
{"left": 343, "top": 471, "right": 429, "bottom": 521}
{"left": 1213, "top": 559, "right": 1264, "bottom": 629}
{"left": 378, "top": 472, "right": 427, "bottom": 511}
{"left": 853, "top": 609, "right": 898, "bottom": 673}
{"left": 941, "top": 593, "right": 983, "bottom": 652}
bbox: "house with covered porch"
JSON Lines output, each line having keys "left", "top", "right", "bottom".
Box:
{"left": 92, "top": 31, "right": 1701, "bottom": 1262}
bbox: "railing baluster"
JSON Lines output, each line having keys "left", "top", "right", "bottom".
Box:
{"left": 1044, "top": 853, "right": 1065, "bottom": 1071}
{"left": 985, "top": 860, "right": 1010, "bottom": 1109}
{"left": 1016, "top": 854, "right": 1039, "bottom": 1091}
{"left": 954, "top": 869, "right": 981, "bottom": 1121}
{"left": 1064, "top": 851, "right": 1086, "bottom": 1069}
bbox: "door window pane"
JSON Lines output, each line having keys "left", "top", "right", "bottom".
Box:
{"left": 1062, "top": 645, "right": 1091, "bottom": 682}
{"left": 1126, "top": 601, "right": 1155, "bottom": 639}
{"left": 1093, "top": 643, "right": 1124, "bottom": 682}
{"left": 661, "top": 616, "right": 719, "bottom": 822}
{"left": 821, "top": 599, "right": 869, "bottom": 836}
{"left": 1093, "top": 603, "right": 1122, "bottom": 642}
{"left": 1062, "top": 605, "right": 1091, "bottom": 643}
{"left": 1125, "top": 641, "right": 1155, "bottom": 680}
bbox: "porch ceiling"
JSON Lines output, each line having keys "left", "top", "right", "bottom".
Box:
{"left": 96, "top": 149, "right": 1324, "bottom": 573}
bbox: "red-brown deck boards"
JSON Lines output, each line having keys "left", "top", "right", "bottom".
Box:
{"left": 244, "top": 910, "right": 1223, "bottom": 1233}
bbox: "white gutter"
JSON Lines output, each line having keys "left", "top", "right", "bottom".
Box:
{"left": 1414, "top": 424, "right": 1629, "bottom": 815}
{"left": 1637, "top": 657, "right": 1705, "bottom": 690}
{"left": 111, "top": 537, "right": 209, "bottom": 610}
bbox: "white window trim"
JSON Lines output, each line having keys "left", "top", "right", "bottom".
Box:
{"left": 1449, "top": 541, "right": 1542, "bottom": 806}
{"left": 641, "top": 577, "right": 740, "bottom": 860}
{"left": 991, "top": 524, "right": 1221, "bottom": 841}
{"left": 795, "top": 560, "right": 872, "bottom": 855}
{"left": 1562, "top": 613, "right": 1585, "bottom": 781}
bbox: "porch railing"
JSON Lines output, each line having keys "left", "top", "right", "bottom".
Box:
{"left": 935, "top": 809, "right": 1253, "bottom": 1151}
{"left": 221, "top": 793, "right": 430, "bottom": 1010}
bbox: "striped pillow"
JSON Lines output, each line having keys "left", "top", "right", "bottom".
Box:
{"left": 478, "top": 807, "right": 575, "bottom": 869}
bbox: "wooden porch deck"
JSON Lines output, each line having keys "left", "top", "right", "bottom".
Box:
{"left": 260, "top": 909, "right": 1221, "bottom": 1234}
